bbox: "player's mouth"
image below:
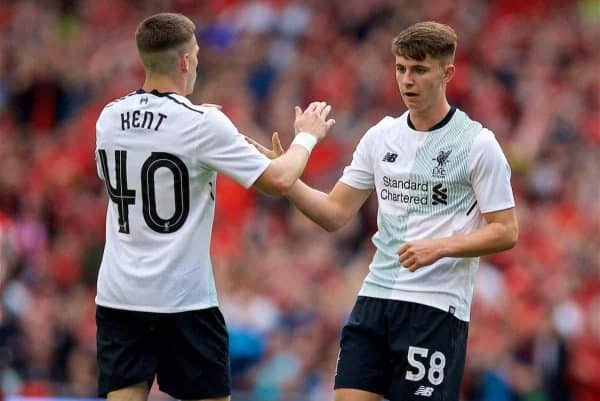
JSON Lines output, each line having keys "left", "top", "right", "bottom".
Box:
{"left": 404, "top": 92, "right": 418, "bottom": 97}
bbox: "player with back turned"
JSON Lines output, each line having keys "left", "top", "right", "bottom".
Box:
{"left": 251, "top": 21, "right": 518, "bottom": 401}
{"left": 94, "top": 12, "right": 334, "bottom": 401}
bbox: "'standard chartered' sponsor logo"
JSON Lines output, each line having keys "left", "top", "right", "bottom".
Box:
{"left": 380, "top": 176, "right": 449, "bottom": 206}
{"left": 381, "top": 176, "right": 429, "bottom": 204}
{"left": 432, "top": 150, "right": 452, "bottom": 178}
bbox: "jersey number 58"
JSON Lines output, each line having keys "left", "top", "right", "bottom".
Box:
{"left": 405, "top": 346, "right": 446, "bottom": 386}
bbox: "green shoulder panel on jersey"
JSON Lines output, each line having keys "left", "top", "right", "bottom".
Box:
{"left": 408, "top": 110, "right": 482, "bottom": 218}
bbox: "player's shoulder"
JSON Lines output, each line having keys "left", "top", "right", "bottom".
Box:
{"left": 101, "top": 90, "right": 211, "bottom": 115}
{"left": 102, "top": 90, "right": 140, "bottom": 110}
{"left": 473, "top": 125, "right": 499, "bottom": 145}
{"left": 363, "top": 115, "right": 400, "bottom": 140}
{"left": 196, "top": 104, "right": 227, "bottom": 122}
{"left": 470, "top": 126, "right": 506, "bottom": 161}
{"left": 161, "top": 93, "right": 208, "bottom": 116}
{"left": 98, "top": 90, "right": 139, "bottom": 120}
{"left": 373, "top": 115, "right": 400, "bottom": 131}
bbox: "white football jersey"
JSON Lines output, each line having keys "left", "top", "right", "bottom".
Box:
{"left": 340, "top": 108, "right": 515, "bottom": 321}
{"left": 95, "top": 89, "right": 270, "bottom": 312}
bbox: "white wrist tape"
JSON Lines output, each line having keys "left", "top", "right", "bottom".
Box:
{"left": 291, "top": 132, "right": 318, "bottom": 153}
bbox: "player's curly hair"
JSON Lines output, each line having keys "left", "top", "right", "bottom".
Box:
{"left": 392, "top": 21, "right": 457, "bottom": 65}
{"left": 136, "top": 13, "right": 196, "bottom": 74}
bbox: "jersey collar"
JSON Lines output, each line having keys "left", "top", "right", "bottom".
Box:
{"left": 407, "top": 106, "right": 457, "bottom": 132}
{"left": 136, "top": 88, "right": 177, "bottom": 97}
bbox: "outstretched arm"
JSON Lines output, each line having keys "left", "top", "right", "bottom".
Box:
{"left": 247, "top": 127, "right": 372, "bottom": 231}
{"left": 286, "top": 181, "right": 372, "bottom": 232}
{"left": 398, "top": 207, "right": 518, "bottom": 272}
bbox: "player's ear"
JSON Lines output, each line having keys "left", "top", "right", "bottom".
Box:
{"left": 180, "top": 52, "right": 190, "bottom": 73}
{"left": 443, "top": 63, "right": 455, "bottom": 84}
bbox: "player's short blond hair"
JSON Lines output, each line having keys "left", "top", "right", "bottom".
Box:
{"left": 392, "top": 21, "right": 457, "bottom": 65}
{"left": 136, "top": 13, "right": 196, "bottom": 74}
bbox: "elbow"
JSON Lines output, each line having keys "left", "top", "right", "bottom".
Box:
{"left": 255, "top": 162, "right": 296, "bottom": 196}
{"left": 270, "top": 176, "right": 295, "bottom": 196}
{"left": 322, "top": 212, "right": 348, "bottom": 232}
{"left": 257, "top": 175, "right": 294, "bottom": 196}
{"left": 501, "top": 224, "right": 519, "bottom": 250}
{"left": 507, "top": 225, "right": 519, "bottom": 249}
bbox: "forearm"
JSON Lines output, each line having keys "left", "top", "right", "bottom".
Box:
{"left": 286, "top": 180, "right": 344, "bottom": 232}
{"left": 271, "top": 144, "right": 311, "bottom": 188}
{"left": 254, "top": 144, "right": 310, "bottom": 195}
{"left": 439, "top": 221, "right": 518, "bottom": 258}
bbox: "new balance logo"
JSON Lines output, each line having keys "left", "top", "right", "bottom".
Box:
{"left": 415, "top": 386, "right": 434, "bottom": 397}
{"left": 432, "top": 183, "right": 448, "bottom": 205}
{"left": 382, "top": 152, "right": 398, "bottom": 162}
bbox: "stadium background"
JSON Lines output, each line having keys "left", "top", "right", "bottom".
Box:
{"left": 0, "top": 0, "right": 599, "bottom": 400}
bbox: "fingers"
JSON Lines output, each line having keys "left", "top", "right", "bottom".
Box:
{"left": 272, "top": 132, "right": 284, "bottom": 153}
{"left": 304, "top": 102, "right": 319, "bottom": 114}
{"left": 244, "top": 134, "right": 273, "bottom": 156}
{"left": 313, "top": 102, "right": 332, "bottom": 120}
{"left": 398, "top": 252, "right": 410, "bottom": 264}
{"left": 313, "top": 102, "right": 326, "bottom": 115}
{"left": 398, "top": 243, "right": 417, "bottom": 271}
{"left": 397, "top": 244, "right": 409, "bottom": 260}
{"left": 304, "top": 101, "right": 329, "bottom": 116}
{"left": 244, "top": 135, "right": 259, "bottom": 146}
{"left": 320, "top": 104, "right": 332, "bottom": 119}
{"left": 294, "top": 101, "right": 334, "bottom": 138}
{"left": 403, "top": 258, "right": 417, "bottom": 270}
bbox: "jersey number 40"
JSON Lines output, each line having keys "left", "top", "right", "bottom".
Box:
{"left": 97, "top": 149, "right": 190, "bottom": 234}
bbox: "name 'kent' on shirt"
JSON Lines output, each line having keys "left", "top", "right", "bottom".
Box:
{"left": 121, "top": 110, "right": 167, "bottom": 131}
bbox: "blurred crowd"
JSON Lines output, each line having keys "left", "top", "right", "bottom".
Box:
{"left": 0, "top": 0, "right": 599, "bottom": 401}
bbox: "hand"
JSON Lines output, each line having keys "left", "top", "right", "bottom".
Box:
{"left": 294, "top": 101, "right": 335, "bottom": 142}
{"left": 397, "top": 239, "right": 445, "bottom": 272}
{"left": 245, "top": 132, "right": 284, "bottom": 160}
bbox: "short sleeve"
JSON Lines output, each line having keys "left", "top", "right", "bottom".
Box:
{"left": 197, "top": 108, "right": 271, "bottom": 188}
{"left": 95, "top": 151, "right": 104, "bottom": 181}
{"left": 339, "top": 126, "right": 378, "bottom": 190}
{"left": 468, "top": 129, "right": 515, "bottom": 213}
{"left": 95, "top": 113, "right": 106, "bottom": 181}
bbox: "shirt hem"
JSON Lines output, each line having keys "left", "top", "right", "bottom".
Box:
{"left": 358, "top": 285, "right": 470, "bottom": 322}
{"left": 95, "top": 298, "right": 219, "bottom": 313}
{"left": 338, "top": 177, "right": 374, "bottom": 191}
{"left": 479, "top": 202, "right": 515, "bottom": 214}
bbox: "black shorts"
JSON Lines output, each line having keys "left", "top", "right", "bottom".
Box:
{"left": 96, "top": 305, "right": 230, "bottom": 399}
{"left": 334, "top": 296, "right": 468, "bottom": 401}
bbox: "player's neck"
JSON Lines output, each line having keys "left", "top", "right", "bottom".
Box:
{"left": 142, "top": 75, "right": 186, "bottom": 96}
{"left": 408, "top": 100, "right": 451, "bottom": 132}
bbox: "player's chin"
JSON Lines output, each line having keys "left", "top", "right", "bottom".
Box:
{"left": 402, "top": 96, "right": 421, "bottom": 111}
{"left": 403, "top": 99, "right": 423, "bottom": 112}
